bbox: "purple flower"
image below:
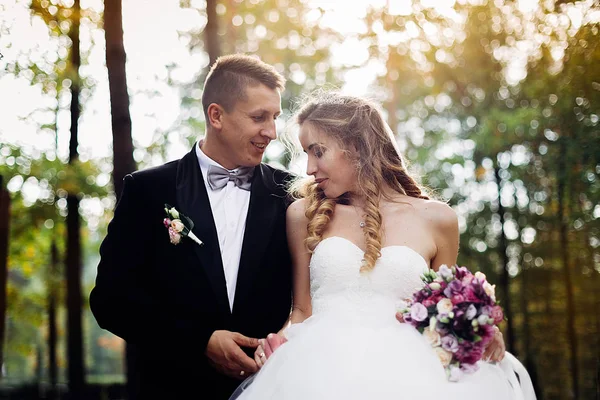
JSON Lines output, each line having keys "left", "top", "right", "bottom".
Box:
{"left": 455, "top": 341, "right": 484, "bottom": 364}
{"left": 441, "top": 335, "right": 459, "bottom": 353}
{"left": 410, "top": 302, "right": 428, "bottom": 322}
{"left": 444, "top": 280, "right": 464, "bottom": 298}
{"left": 403, "top": 262, "right": 501, "bottom": 382}
{"left": 455, "top": 266, "right": 470, "bottom": 279}
{"left": 464, "top": 283, "right": 486, "bottom": 303}
{"left": 478, "top": 324, "right": 495, "bottom": 346}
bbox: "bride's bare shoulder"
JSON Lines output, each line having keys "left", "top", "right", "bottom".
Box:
{"left": 287, "top": 198, "right": 309, "bottom": 224}
{"left": 402, "top": 196, "right": 457, "bottom": 229}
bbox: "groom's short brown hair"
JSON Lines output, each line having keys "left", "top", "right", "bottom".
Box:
{"left": 202, "top": 54, "right": 286, "bottom": 120}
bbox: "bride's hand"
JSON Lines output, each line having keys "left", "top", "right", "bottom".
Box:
{"left": 255, "top": 339, "right": 267, "bottom": 368}
{"left": 483, "top": 326, "right": 506, "bottom": 363}
{"left": 255, "top": 333, "right": 287, "bottom": 368}
{"left": 395, "top": 312, "right": 405, "bottom": 323}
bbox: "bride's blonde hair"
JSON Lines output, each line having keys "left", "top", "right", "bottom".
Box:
{"left": 284, "top": 91, "right": 431, "bottom": 272}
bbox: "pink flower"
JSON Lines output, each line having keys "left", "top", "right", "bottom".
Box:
{"left": 491, "top": 305, "right": 504, "bottom": 324}
{"left": 170, "top": 219, "right": 185, "bottom": 233}
{"left": 431, "top": 294, "right": 444, "bottom": 304}
{"left": 464, "top": 286, "right": 482, "bottom": 303}
{"left": 163, "top": 218, "right": 171, "bottom": 228}
{"left": 478, "top": 324, "right": 496, "bottom": 347}
{"left": 405, "top": 263, "right": 503, "bottom": 382}
{"left": 168, "top": 227, "right": 181, "bottom": 245}
{"left": 451, "top": 294, "right": 466, "bottom": 305}
{"left": 422, "top": 298, "right": 436, "bottom": 308}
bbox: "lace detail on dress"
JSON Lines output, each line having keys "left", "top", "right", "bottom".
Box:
{"left": 309, "top": 236, "right": 427, "bottom": 320}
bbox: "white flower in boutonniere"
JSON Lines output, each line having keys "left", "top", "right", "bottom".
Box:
{"left": 163, "top": 204, "right": 203, "bottom": 246}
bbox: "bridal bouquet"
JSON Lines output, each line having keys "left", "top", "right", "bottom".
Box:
{"left": 400, "top": 265, "right": 504, "bottom": 382}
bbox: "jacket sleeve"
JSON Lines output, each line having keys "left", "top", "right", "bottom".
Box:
{"left": 89, "top": 174, "right": 217, "bottom": 358}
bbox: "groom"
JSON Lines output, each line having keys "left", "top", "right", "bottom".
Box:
{"left": 90, "top": 54, "right": 294, "bottom": 399}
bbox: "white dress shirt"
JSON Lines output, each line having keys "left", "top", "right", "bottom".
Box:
{"left": 196, "top": 143, "right": 251, "bottom": 311}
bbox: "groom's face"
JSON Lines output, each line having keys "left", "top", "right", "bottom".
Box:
{"left": 217, "top": 83, "right": 282, "bottom": 169}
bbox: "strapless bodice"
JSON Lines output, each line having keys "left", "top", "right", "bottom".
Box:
{"left": 309, "top": 236, "right": 428, "bottom": 320}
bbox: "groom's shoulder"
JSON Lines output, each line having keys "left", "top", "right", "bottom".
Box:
{"left": 260, "top": 162, "right": 296, "bottom": 182}
{"left": 126, "top": 159, "right": 179, "bottom": 187}
{"left": 259, "top": 163, "right": 297, "bottom": 195}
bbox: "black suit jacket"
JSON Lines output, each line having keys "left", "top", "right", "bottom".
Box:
{"left": 90, "top": 147, "right": 294, "bottom": 399}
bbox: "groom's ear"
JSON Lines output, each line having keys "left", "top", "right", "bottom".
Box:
{"left": 207, "top": 103, "right": 224, "bottom": 129}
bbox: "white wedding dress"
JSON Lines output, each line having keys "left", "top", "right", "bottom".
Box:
{"left": 231, "top": 236, "right": 536, "bottom": 400}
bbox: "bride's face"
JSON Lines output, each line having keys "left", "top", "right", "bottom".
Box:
{"left": 299, "top": 123, "right": 358, "bottom": 198}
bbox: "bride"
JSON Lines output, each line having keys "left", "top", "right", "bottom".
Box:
{"left": 231, "top": 91, "right": 536, "bottom": 400}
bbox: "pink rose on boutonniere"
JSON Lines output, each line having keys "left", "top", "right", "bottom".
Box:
{"left": 163, "top": 204, "right": 203, "bottom": 246}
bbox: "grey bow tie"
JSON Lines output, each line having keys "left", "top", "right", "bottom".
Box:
{"left": 207, "top": 165, "right": 254, "bottom": 191}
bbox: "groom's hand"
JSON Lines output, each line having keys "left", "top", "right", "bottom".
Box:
{"left": 206, "top": 330, "right": 259, "bottom": 379}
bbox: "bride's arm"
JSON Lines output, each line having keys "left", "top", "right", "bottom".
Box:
{"left": 429, "top": 202, "right": 506, "bottom": 362}
{"left": 430, "top": 202, "right": 459, "bottom": 271}
{"left": 255, "top": 199, "right": 312, "bottom": 366}
{"left": 281, "top": 198, "right": 312, "bottom": 330}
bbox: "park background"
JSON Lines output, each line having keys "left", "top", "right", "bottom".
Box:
{"left": 0, "top": 0, "right": 599, "bottom": 398}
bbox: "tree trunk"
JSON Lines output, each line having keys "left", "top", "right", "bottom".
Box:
{"left": 66, "top": 0, "right": 85, "bottom": 397}
{"left": 104, "top": 0, "right": 137, "bottom": 395}
{"left": 105, "top": 0, "right": 135, "bottom": 199}
{"left": 0, "top": 176, "right": 10, "bottom": 376}
{"left": 494, "top": 165, "right": 515, "bottom": 354}
{"left": 48, "top": 240, "right": 58, "bottom": 399}
{"left": 205, "top": 0, "right": 220, "bottom": 66}
{"left": 557, "top": 136, "right": 578, "bottom": 399}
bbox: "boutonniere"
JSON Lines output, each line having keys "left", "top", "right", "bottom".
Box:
{"left": 163, "top": 204, "right": 203, "bottom": 246}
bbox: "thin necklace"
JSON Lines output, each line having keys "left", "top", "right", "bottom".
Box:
{"left": 352, "top": 205, "right": 365, "bottom": 229}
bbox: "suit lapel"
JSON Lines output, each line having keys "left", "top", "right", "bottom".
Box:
{"left": 175, "top": 148, "right": 230, "bottom": 315}
{"left": 233, "top": 164, "right": 280, "bottom": 313}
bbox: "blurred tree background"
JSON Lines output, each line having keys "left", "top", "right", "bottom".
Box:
{"left": 0, "top": 0, "right": 598, "bottom": 399}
